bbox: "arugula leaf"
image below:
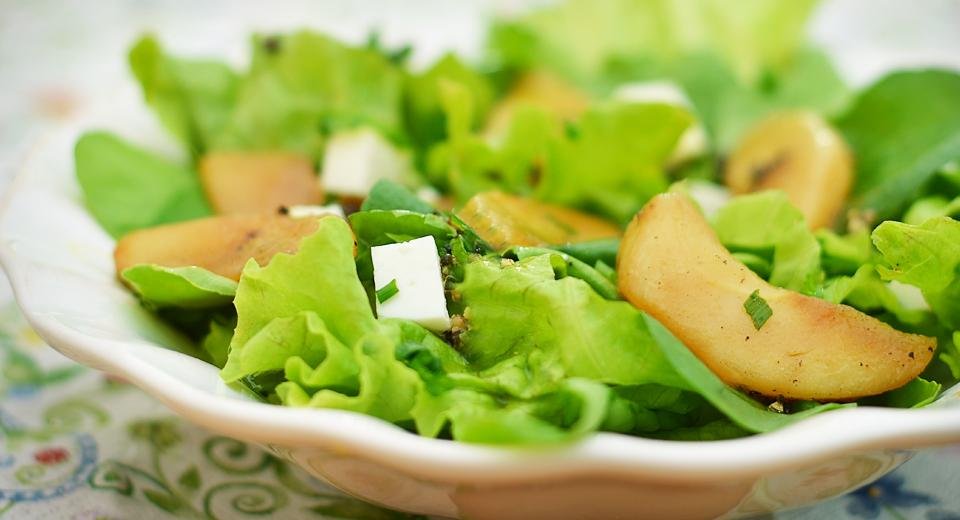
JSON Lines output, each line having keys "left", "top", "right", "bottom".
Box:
{"left": 643, "top": 315, "right": 849, "bottom": 433}
{"left": 863, "top": 377, "right": 941, "bottom": 409}
{"left": 838, "top": 70, "right": 960, "bottom": 221}
{"left": 743, "top": 290, "right": 772, "bottom": 330}
{"left": 200, "top": 316, "right": 235, "bottom": 369}
{"left": 75, "top": 131, "right": 211, "bottom": 238}
{"left": 121, "top": 265, "right": 236, "bottom": 310}
{"left": 129, "top": 35, "right": 238, "bottom": 155}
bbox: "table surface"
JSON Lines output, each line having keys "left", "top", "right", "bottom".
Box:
{"left": 1, "top": 1, "right": 959, "bottom": 518}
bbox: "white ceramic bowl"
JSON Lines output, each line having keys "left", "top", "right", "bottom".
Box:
{"left": 2, "top": 82, "right": 960, "bottom": 520}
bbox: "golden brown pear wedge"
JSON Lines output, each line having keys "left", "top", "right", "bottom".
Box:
{"left": 115, "top": 215, "right": 322, "bottom": 281}
{"left": 483, "top": 70, "right": 589, "bottom": 139}
{"left": 457, "top": 191, "right": 620, "bottom": 250}
{"left": 617, "top": 193, "right": 935, "bottom": 401}
{"left": 200, "top": 151, "right": 323, "bottom": 214}
{"left": 725, "top": 111, "right": 853, "bottom": 230}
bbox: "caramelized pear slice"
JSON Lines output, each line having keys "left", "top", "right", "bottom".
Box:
{"left": 200, "top": 151, "right": 322, "bottom": 214}
{"left": 725, "top": 111, "right": 853, "bottom": 230}
{"left": 617, "top": 193, "right": 934, "bottom": 400}
{"left": 115, "top": 215, "right": 321, "bottom": 281}
{"left": 458, "top": 191, "right": 620, "bottom": 250}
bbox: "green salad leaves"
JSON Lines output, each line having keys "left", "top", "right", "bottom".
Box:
{"left": 76, "top": 0, "right": 960, "bottom": 446}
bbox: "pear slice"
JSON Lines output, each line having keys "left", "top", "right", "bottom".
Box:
{"left": 458, "top": 191, "right": 620, "bottom": 250}
{"left": 199, "top": 151, "right": 322, "bottom": 214}
{"left": 617, "top": 193, "right": 934, "bottom": 401}
{"left": 725, "top": 111, "right": 853, "bottom": 230}
{"left": 115, "top": 215, "right": 321, "bottom": 281}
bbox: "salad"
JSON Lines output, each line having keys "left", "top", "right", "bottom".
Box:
{"left": 73, "top": 0, "right": 960, "bottom": 444}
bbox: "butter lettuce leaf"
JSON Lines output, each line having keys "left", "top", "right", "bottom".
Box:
{"left": 214, "top": 31, "right": 405, "bottom": 159}
{"left": 75, "top": 131, "right": 211, "bottom": 238}
{"left": 872, "top": 217, "right": 960, "bottom": 330}
{"left": 121, "top": 264, "right": 236, "bottom": 310}
{"left": 129, "top": 35, "right": 238, "bottom": 155}
{"left": 458, "top": 255, "right": 686, "bottom": 389}
{"left": 713, "top": 191, "right": 822, "bottom": 294}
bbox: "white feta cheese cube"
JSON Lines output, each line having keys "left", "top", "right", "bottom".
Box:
{"left": 371, "top": 236, "right": 451, "bottom": 331}
{"left": 321, "top": 128, "right": 411, "bottom": 198}
{"left": 683, "top": 180, "right": 731, "bottom": 219}
{"left": 285, "top": 203, "right": 346, "bottom": 219}
{"left": 614, "top": 80, "right": 707, "bottom": 164}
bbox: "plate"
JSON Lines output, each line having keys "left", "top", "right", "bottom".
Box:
{"left": 2, "top": 65, "right": 959, "bottom": 520}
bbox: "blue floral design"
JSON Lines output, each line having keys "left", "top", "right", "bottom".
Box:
{"left": 846, "top": 474, "right": 937, "bottom": 519}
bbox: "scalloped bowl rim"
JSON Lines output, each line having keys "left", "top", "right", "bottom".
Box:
{"left": 1, "top": 84, "right": 959, "bottom": 488}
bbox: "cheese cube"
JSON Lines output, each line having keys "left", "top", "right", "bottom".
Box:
{"left": 284, "top": 203, "right": 346, "bottom": 219}
{"left": 371, "top": 236, "right": 451, "bottom": 331}
{"left": 321, "top": 128, "right": 411, "bottom": 198}
{"left": 614, "top": 80, "right": 707, "bottom": 164}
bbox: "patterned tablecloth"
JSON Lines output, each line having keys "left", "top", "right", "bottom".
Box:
{"left": 1, "top": 1, "right": 959, "bottom": 519}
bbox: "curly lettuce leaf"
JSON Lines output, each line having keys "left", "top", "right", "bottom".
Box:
{"left": 872, "top": 217, "right": 960, "bottom": 330}
{"left": 838, "top": 70, "right": 960, "bottom": 221}
{"left": 129, "top": 35, "right": 239, "bottom": 155}
{"left": 457, "top": 255, "right": 685, "bottom": 390}
{"left": 404, "top": 54, "right": 494, "bottom": 154}
{"left": 430, "top": 81, "right": 691, "bottom": 222}
{"left": 488, "top": 0, "right": 818, "bottom": 85}
{"left": 713, "top": 191, "right": 822, "bottom": 294}
{"left": 75, "top": 131, "right": 211, "bottom": 238}
{"left": 121, "top": 264, "right": 236, "bottom": 310}
{"left": 214, "top": 31, "right": 405, "bottom": 159}
{"left": 228, "top": 217, "right": 377, "bottom": 362}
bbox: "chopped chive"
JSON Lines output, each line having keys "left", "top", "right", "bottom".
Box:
{"left": 744, "top": 290, "right": 773, "bottom": 330}
{"left": 376, "top": 279, "right": 400, "bottom": 304}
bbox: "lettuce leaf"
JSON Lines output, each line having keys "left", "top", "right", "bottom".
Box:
{"left": 457, "top": 255, "right": 686, "bottom": 390}
{"left": 121, "top": 264, "right": 236, "bottom": 310}
{"left": 872, "top": 217, "right": 960, "bottom": 330}
{"left": 129, "top": 35, "right": 238, "bottom": 155}
{"left": 488, "top": 0, "right": 818, "bottom": 86}
{"left": 74, "top": 131, "right": 211, "bottom": 238}
{"left": 713, "top": 191, "right": 822, "bottom": 294}
{"left": 430, "top": 82, "right": 691, "bottom": 222}
{"left": 227, "top": 217, "right": 377, "bottom": 365}
{"left": 404, "top": 54, "right": 494, "bottom": 154}
{"left": 214, "top": 31, "right": 405, "bottom": 159}
{"left": 838, "top": 70, "right": 960, "bottom": 221}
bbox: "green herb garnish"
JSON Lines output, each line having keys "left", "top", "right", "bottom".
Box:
{"left": 744, "top": 290, "right": 773, "bottom": 330}
{"left": 376, "top": 279, "right": 400, "bottom": 303}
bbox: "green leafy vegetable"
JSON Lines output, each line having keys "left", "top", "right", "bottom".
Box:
{"left": 225, "top": 217, "right": 377, "bottom": 380}
{"left": 360, "top": 179, "right": 436, "bottom": 213}
{"left": 743, "top": 290, "right": 772, "bottom": 330}
{"left": 376, "top": 279, "right": 400, "bottom": 304}
{"left": 643, "top": 315, "right": 849, "bottom": 432}
{"left": 214, "top": 31, "right": 405, "bottom": 159}
{"left": 838, "top": 70, "right": 960, "bottom": 220}
{"left": 129, "top": 35, "right": 238, "bottom": 155}
{"left": 457, "top": 255, "right": 684, "bottom": 390}
{"left": 872, "top": 217, "right": 960, "bottom": 329}
{"left": 121, "top": 265, "right": 236, "bottom": 310}
{"left": 713, "top": 191, "right": 822, "bottom": 293}
{"left": 75, "top": 132, "right": 211, "bottom": 238}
